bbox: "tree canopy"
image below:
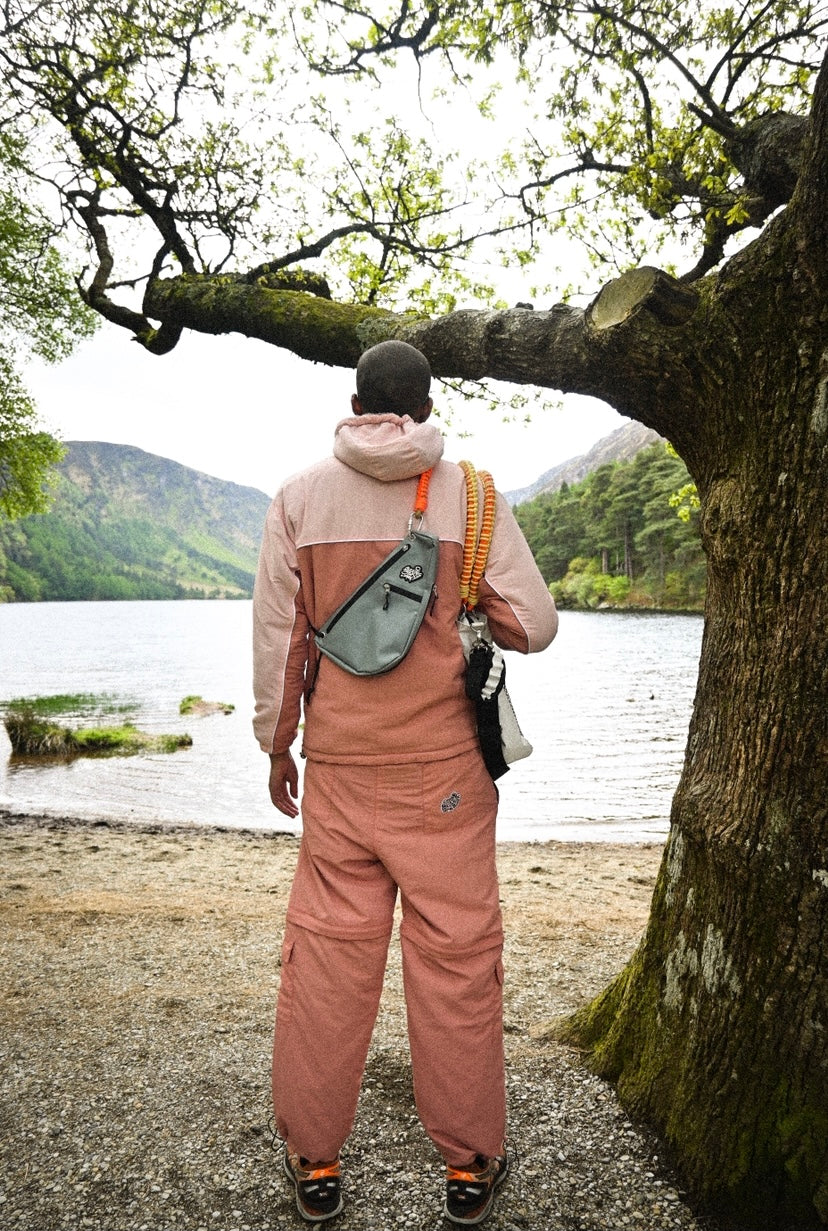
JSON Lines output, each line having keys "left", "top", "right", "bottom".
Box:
{"left": 0, "top": 129, "right": 96, "bottom": 518}
{"left": 1, "top": 0, "right": 824, "bottom": 359}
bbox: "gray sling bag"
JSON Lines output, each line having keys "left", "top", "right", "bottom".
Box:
{"left": 310, "top": 470, "right": 438, "bottom": 678}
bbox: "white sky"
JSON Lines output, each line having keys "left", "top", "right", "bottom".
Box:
{"left": 24, "top": 326, "right": 625, "bottom": 498}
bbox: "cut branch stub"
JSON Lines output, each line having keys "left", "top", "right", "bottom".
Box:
{"left": 588, "top": 266, "right": 699, "bottom": 331}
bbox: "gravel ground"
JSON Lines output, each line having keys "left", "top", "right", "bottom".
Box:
{"left": 0, "top": 814, "right": 729, "bottom": 1231}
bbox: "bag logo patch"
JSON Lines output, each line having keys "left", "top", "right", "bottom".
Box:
{"left": 399, "top": 563, "right": 424, "bottom": 583}
{"left": 440, "top": 792, "right": 461, "bottom": 813}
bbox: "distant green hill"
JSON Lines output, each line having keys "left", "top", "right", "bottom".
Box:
{"left": 0, "top": 442, "right": 271, "bottom": 601}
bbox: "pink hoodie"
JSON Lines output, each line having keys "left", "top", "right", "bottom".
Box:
{"left": 252, "top": 414, "right": 557, "bottom": 764}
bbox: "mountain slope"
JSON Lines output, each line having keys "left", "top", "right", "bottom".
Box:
{"left": 0, "top": 424, "right": 665, "bottom": 602}
{"left": 504, "top": 420, "right": 662, "bottom": 506}
{"left": 0, "top": 442, "right": 271, "bottom": 601}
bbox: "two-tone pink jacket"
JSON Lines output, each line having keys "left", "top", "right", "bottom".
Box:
{"left": 252, "top": 413, "right": 558, "bottom": 765}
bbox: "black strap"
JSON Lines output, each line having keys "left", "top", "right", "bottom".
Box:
{"left": 305, "top": 643, "right": 323, "bottom": 703}
{"left": 476, "top": 694, "right": 509, "bottom": 780}
{"left": 464, "top": 641, "right": 509, "bottom": 779}
{"left": 464, "top": 641, "right": 495, "bottom": 701}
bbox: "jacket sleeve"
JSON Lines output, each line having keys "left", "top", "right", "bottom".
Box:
{"left": 252, "top": 491, "right": 309, "bottom": 754}
{"left": 476, "top": 491, "right": 558, "bottom": 653}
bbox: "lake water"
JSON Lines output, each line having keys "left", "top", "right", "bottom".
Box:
{"left": 0, "top": 601, "right": 703, "bottom": 843}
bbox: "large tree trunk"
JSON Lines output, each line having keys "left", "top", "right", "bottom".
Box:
{"left": 557, "top": 86, "right": 828, "bottom": 1227}
{"left": 140, "top": 53, "right": 828, "bottom": 1230}
{"left": 558, "top": 235, "right": 828, "bottom": 1229}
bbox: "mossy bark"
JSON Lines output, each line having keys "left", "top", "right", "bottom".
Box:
{"left": 560, "top": 66, "right": 828, "bottom": 1228}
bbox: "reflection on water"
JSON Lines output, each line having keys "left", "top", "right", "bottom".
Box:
{"left": 0, "top": 601, "right": 702, "bottom": 843}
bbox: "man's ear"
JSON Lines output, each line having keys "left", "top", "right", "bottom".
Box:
{"left": 413, "top": 398, "right": 433, "bottom": 423}
{"left": 351, "top": 394, "right": 364, "bottom": 415}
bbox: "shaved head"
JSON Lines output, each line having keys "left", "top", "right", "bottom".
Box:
{"left": 355, "top": 341, "right": 432, "bottom": 416}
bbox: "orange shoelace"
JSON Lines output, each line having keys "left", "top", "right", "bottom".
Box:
{"left": 446, "top": 1165, "right": 487, "bottom": 1182}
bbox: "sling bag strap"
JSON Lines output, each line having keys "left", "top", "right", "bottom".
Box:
{"left": 411, "top": 467, "right": 432, "bottom": 527}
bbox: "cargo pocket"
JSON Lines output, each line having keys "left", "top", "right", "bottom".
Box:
{"left": 276, "top": 934, "right": 297, "bottom": 1026}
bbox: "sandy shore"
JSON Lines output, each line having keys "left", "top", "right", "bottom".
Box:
{"left": 0, "top": 812, "right": 724, "bottom": 1231}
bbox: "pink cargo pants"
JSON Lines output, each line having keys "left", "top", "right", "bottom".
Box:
{"left": 272, "top": 750, "right": 506, "bottom": 1168}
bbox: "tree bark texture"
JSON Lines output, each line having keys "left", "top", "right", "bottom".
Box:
{"left": 559, "top": 216, "right": 828, "bottom": 1226}
{"left": 141, "top": 51, "right": 828, "bottom": 1230}
{"left": 558, "top": 65, "right": 828, "bottom": 1228}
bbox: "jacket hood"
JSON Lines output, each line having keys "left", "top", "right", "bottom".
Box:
{"left": 333, "top": 413, "right": 444, "bottom": 481}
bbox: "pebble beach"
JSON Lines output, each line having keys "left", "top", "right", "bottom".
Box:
{"left": 0, "top": 812, "right": 728, "bottom": 1231}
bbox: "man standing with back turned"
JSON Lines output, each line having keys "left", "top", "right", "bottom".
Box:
{"left": 253, "top": 340, "right": 557, "bottom": 1225}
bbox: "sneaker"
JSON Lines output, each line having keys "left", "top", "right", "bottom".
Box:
{"left": 283, "top": 1147, "right": 343, "bottom": 1222}
{"left": 444, "top": 1150, "right": 509, "bottom": 1224}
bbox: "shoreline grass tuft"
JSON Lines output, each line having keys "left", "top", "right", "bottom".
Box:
{"left": 2, "top": 693, "right": 138, "bottom": 718}
{"left": 2, "top": 696, "right": 192, "bottom": 758}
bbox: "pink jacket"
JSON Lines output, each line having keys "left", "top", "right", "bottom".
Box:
{"left": 253, "top": 413, "right": 558, "bottom": 764}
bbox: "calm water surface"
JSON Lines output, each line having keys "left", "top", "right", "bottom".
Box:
{"left": 0, "top": 601, "right": 703, "bottom": 842}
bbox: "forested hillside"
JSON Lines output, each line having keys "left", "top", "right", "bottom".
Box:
{"left": 515, "top": 442, "right": 705, "bottom": 610}
{"left": 0, "top": 437, "right": 704, "bottom": 608}
{"left": 0, "top": 442, "right": 271, "bottom": 601}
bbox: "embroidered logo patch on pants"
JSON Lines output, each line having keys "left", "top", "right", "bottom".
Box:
{"left": 440, "top": 792, "right": 461, "bottom": 813}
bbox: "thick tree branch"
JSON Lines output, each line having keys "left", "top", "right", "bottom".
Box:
{"left": 726, "top": 111, "right": 809, "bottom": 209}
{"left": 143, "top": 265, "right": 704, "bottom": 448}
{"left": 144, "top": 274, "right": 397, "bottom": 367}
